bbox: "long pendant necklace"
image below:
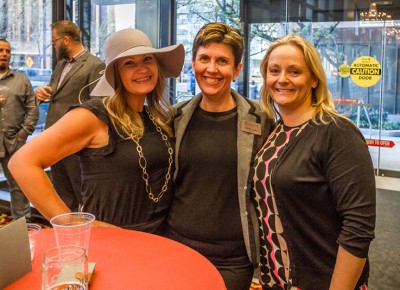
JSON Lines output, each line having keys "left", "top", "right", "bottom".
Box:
{"left": 131, "top": 108, "right": 173, "bottom": 203}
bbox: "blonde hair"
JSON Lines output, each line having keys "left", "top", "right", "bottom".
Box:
{"left": 260, "top": 34, "right": 342, "bottom": 124}
{"left": 103, "top": 61, "right": 173, "bottom": 140}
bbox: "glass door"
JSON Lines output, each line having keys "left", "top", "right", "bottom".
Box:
{"left": 246, "top": 0, "right": 400, "bottom": 178}
{"left": 87, "top": 0, "right": 162, "bottom": 62}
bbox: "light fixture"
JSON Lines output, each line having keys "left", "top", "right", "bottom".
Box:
{"left": 360, "top": 2, "right": 389, "bottom": 21}
{"left": 359, "top": 2, "right": 400, "bottom": 40}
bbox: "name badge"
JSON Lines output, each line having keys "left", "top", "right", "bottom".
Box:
{"left": 241, "top": 120, "right": 262, "bottom": 135}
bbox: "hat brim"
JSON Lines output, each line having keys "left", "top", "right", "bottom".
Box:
{"left": 90, "top": 44, "right": 184, "bottom": 96}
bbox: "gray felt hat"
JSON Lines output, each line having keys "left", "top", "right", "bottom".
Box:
{"left": 91, "top": 28, "right": 184, "bottom": 96}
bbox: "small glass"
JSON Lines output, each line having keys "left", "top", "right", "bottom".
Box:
{"left": 27, "top": 223, "right": 41, "bottom": 261}
{"left": 42, "top": 245, "right": 88, "bottom": 290}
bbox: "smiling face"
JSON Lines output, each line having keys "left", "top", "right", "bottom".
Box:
{"left": 0, "top": 40, "right": 11, "bottom": 73}
{"left": 117, "top": 53, "right": 159, "bottom": 100}
{"left": 192, "top": 42, "right": 242, "bottom": 100}
{"left": 266, "top": 44, "right": 318, "bottom": 114}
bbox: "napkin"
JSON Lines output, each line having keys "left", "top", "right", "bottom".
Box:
{"left": 0, "top": 217, "right": 31, "bottom": 288}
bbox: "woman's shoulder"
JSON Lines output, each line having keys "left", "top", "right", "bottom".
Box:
{"left": 79, "top": 97, "right": 110, "bottom": 124}
{"left": 230, "top": 89, "right": 263, "bottom": 111}
{"left": 80, "top": 97, "right": 105, "bottom": 110}
{"left": 309, "top": 114, "right": 365, "bottom": 144}
{"left": 322, "top": 114, "right": 360, "bottom": 132}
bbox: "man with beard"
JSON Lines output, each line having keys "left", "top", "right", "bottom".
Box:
{"left": 0, "top": 39, "right": 38, "bottom": 221}
{"left": 35, "top": 20, "right": 105, "bottom": 211}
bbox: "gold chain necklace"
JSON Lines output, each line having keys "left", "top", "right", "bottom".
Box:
{"left": 131, "top": 108, "right": 173, "bottom": 203}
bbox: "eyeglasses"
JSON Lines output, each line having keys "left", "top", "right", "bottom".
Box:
{"left": 51, "top": 36, "right": 64, "bottom": 45}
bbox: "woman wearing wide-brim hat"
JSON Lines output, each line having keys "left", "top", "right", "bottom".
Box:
{"left": 9, "top": 28, "right": 185, "bottom": 234}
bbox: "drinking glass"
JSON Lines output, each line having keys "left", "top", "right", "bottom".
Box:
{"left": 27, "top": 223, "right": 41, "bottom": 261}
{"left": 42, "top": 245, "right": 88, "bottom": 290}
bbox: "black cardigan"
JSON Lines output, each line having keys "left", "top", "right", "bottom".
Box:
{"left": 254, "top": 116, "right": 376, "bottom": 289}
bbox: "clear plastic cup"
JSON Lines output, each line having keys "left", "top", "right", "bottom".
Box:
{"left": 27, "top": 223, "right": 42, "bottom": 261}
{"left": 50, "top": 212, "right": 95, "bottom": 256}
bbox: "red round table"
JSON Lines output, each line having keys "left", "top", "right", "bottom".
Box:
{"left": 6, "top": 227, "right": 226, "bottom": 289}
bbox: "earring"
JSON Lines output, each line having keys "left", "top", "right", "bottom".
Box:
{"left": 312, "top": 88, "right": 317, "bottom": 107}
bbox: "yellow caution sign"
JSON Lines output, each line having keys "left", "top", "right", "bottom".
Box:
{"left": 338, "top": 64, "right": 350, "bottom": 78}
{"left": 350, "top": 56, "right": 381, "bottom": 87}
{"left": 26, "top": 56, "right": 34, "bottom": 68}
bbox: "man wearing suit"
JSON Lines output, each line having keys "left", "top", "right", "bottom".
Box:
{"left": 35, "top": 20, "right": 105, "bottom": 211}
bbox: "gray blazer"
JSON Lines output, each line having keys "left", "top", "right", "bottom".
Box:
{"left": 45, "top": 50, "right": 105, "bottom": 129}
{"left": 172, "top": 89, "right": 273, "bottom": 266}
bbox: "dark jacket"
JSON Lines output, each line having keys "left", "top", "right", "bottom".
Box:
{"left": 257, "top": 117, "right": 376, "bottom": 289}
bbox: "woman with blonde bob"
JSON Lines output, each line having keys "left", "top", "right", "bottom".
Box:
{"left": 252, "top": 34, "right": 376, "bottom": 289}
{"left": 260, "top": 34, "right": 337, "bottom": 122}
{"left": 9, "top": 28, "right": 184, "bottom": 234}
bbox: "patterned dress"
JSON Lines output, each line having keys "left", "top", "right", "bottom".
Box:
{"left": 252, "top": 121, "right": 308, "bottom": 290}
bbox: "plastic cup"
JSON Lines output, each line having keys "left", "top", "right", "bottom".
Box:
{"left": 42, "top": 245, "right": 88, "bottom": 290}
{"left": 50, "top": 212, "right": 95, "bottom": 256}
{"left": 27, "top": 223, "right": 42, "bottom": 261}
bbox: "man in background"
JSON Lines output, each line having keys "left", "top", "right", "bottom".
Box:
{"left": 0, "top": 38, "right": 39, "bottom": 221}
{"left": 35, "top": 20, "right": 105, "bottom": 211}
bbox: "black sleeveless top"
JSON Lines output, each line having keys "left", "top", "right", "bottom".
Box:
{"left": 76, "top": 98, "right": 173, "bottom": 234}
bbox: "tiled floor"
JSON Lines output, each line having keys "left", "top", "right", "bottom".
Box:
{"left": 375, "top": 175, "right": 400, "bottom": 191}
{"left": 369, "top": 188, "right": 400, "bottom": 289}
